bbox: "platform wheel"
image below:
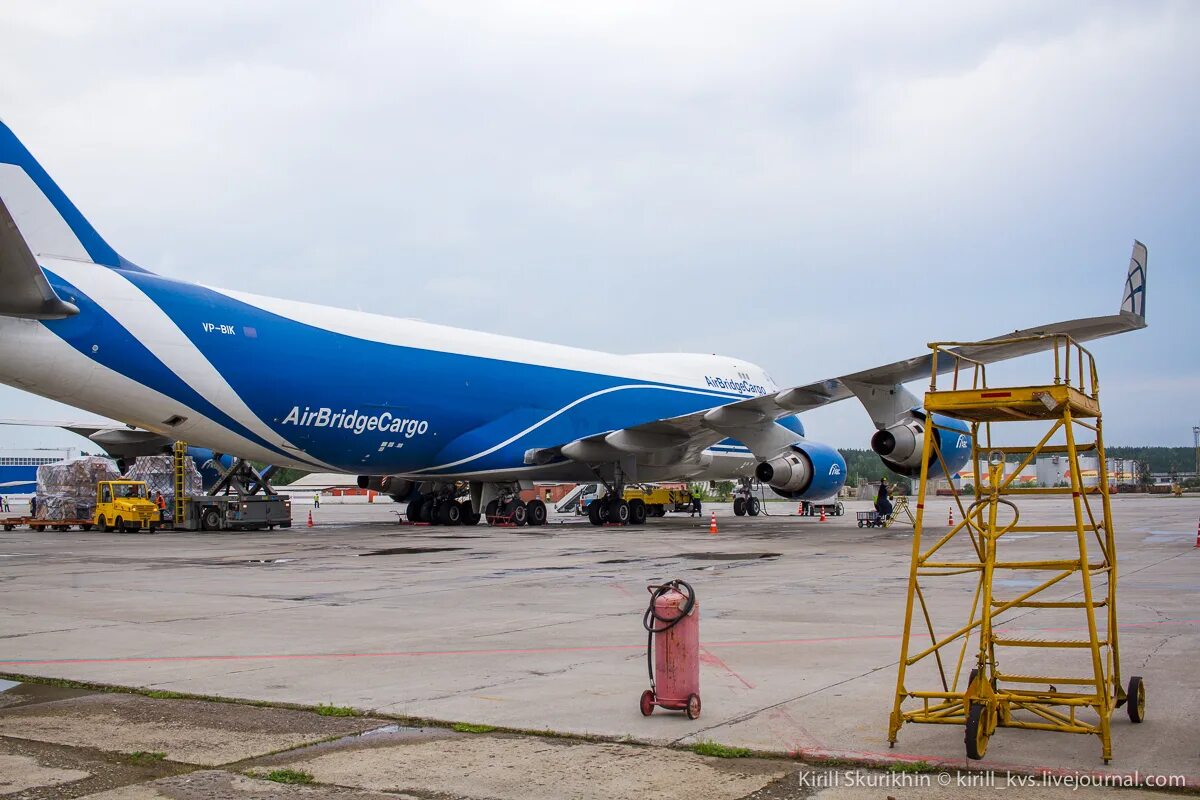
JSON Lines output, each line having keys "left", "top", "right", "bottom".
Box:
{"left": 1126, "top": 676, "right": 1145, "bottom": 723}
{"left": 964, "top": 701, "right": 991, "bottom": 760}
{"left": 80, "top": 523, "right": 93, "bottom": 531}
{"left": 686, "top": 693, "right": 701, "bottom": 720}
{"left": 857, "top": 520, "right": 864, "bottom": 528}
{"left": 639, "top": 689, "right": 655, "bottom": 717}
{"left": 3, "top": 524, "right": 12, "bottom": 531}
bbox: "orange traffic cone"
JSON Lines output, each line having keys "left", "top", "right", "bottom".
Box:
{"left": 1194, "top": 517, "right": 1199, "bottom": 549}
{"left": 797, "top": 502, "right": 803, "bottom": 515}
{"left": 709, "top": 511, "right": 718, "bottom": 535}
{"left": 819, "top": 506, "right": 827, "bottom": 522}
{"left": 307, "top": 511, "right": 314, "bottom": 528}
{"left": 948, "top": 507, "right": 955, "bottom": 526}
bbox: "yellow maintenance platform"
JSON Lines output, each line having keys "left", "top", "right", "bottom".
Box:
{"left": 887, "top": 335, "right": 1144, "bottom": 763}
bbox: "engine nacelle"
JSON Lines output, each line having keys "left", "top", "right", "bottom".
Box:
{"left": 872, "top": 412, "right": 972, "bottom": 478}
{"left": 356, "top": 475, "right": 416, "bottom": 501}
{"left": 871, "top": 421, "right": 924, "bottom": 470}
{"left": 755, "top": 441, "right": 847, "bottom": 500}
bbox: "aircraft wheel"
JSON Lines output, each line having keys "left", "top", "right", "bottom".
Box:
{"left": 406, "top": 497, "right": 423, "bottom": 523}
{"left": 459, "top": 501, "right": 480, "bottom": 525}
{"left": 526, "top": 499, "right": 547, "bottom": 526}
{"left": 438, "top": 500, "right": 462, "bottom": 525}
{"left": 747, "top": 497, "right": 761, "bottom": 516}
{"left": 506, "top": 500, "right": 528, "bottom": 526}
{"left": 628, "top": 499, "right": 646, "bottom": 526}
{"left": 733, "top": 497, "right": 746, "bottom": 516}
{"left": 587, "top": 500, "right": 605, "bottom": 526}
{"left": 607, "top": 498, "right": 630, "bottom": 525}
{"left": 421, "top": 497, "right": 439, "bottom": 525}
{"left": 485, "top": 499, "right": 500, "bottom": 525}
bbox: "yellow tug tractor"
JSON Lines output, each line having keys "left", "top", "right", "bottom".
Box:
{"left": 94, "top": 480, "right": 160, "bottom": 533}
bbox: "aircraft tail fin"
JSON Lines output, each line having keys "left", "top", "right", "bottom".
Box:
{"left": 1120, "top": 240, "right": 1147, "bottom": 319}
{"left": 0, "top": 119, "right": 131, "bottom": 268}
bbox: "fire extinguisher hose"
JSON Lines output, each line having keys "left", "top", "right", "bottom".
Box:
{"left": 642, "top": 580, "right": 696, "bottom": 688}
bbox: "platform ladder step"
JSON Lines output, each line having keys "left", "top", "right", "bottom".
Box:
{"left": 173, "top": 441, "right": 187, "bottom": 527}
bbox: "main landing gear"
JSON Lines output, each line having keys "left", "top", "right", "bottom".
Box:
{"left": 585, "top": 481, "right": 646, "bottom": 527}
{"left": 404, "top": 485, "right": 547, "bottom": 527}
{"left": 731, "top": 479, "right": 761, "bottom": 517}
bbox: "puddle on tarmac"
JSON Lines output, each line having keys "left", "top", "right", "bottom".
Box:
{"left": 245, "top": 558, "right": 296, "bottom": 564}
{"left": 674, "top": 552, "right": 781, "bottom": 561}
{"left": 253, "top": 723, "right": 450, "bottom": 764}
{"left": 359, "top": 546, "right": 466, "bottom": 557}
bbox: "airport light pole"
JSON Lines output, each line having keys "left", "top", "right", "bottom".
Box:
{"left": 1194, "top": 425, "right": 1199, "bottom": 476}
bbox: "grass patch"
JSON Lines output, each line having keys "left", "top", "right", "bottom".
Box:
{"left": 452, "top": 722, "right": 497, "bottom": 734}
{"left": 888, "top": 761, "right": 936, "bottom": 774}
{"left": 262, "top": 769, "right": 314, "bottom": 785}
{"left": 125, "top": 751, "right": 166, "bottom": 764}
{"left": 314, "top": 703, "right": 357, "bottom": 717}
{"left": 691, "top": 740, "right": 752, "bottom": 759}
{"left": 143, "top": 690, "right": 188, "bottom": 700}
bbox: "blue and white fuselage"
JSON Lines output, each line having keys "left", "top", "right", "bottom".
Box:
{"left": 2, "top": 256, "right": 792, "bottom": 483}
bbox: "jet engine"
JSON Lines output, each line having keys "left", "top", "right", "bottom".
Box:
{"left": 357, "top": 475, "right": 416, "bottom": 502}
{"left": 755, "top": 441, "right": 846, "bottom": 500}
{"left": 871, "top": 411, "right": 972, "bottom": 478}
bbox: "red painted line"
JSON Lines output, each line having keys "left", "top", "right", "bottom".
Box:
{"left": 0, "top": 634, "right": 905, "bottom": 667}
{"left": 700, "top": 646, "right": 755, "bottom": 690}
{"left": 980, "top": 391, "right": 1012, "bottom": 398}
{"left": 2, "top": 620, "right": 1193, "bottom": 669}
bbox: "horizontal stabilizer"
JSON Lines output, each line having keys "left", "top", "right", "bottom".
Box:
{"left": 0, "top": 196, "right": 78, "bottom": 319}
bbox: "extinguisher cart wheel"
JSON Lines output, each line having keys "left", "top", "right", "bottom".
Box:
{"left": 686, "top": 694, "right": 701, "bottom": 720}
{"left": 639, "top": 690, "right": 655, "bottom": 717}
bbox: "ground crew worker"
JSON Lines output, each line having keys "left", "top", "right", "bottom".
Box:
{"left": 0, "top": 496, "right": 7, "bottom": 513}
{"left": 874, "top": 479, "right": 893, "bottom": 521}
{"left": 313, "top": 492, "right": 321, "bottom": 509}
{"left": 29, "top": 496, "right": 37, "bottom": 517}
{"left": 690, "top": 492, "right": 702, "bottom": 517}
{"left": 155, "top": 492, "right": 166, "bottom": 521}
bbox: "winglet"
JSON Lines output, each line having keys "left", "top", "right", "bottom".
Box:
{"left": 1120, "top": 240, "right": 1147, "bottom": 320}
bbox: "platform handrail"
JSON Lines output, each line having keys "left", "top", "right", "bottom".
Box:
{"left": 927, "top": 334, "right": 1099, "bottom": 398}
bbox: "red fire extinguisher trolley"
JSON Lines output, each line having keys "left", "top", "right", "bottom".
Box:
{"left": 640, "top": 580, "right": 700, "bottom": 719}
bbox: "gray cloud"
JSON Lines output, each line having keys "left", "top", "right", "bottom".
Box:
{"left": 0, "top": 0, "right": 1196, "bottom": 452}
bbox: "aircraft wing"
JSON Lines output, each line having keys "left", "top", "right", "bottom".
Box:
{"left": 0, "top": 418, "right": 176, "bottom": 458}
{"left": 533, "top": 241, "right": 1147, "bottom": 464}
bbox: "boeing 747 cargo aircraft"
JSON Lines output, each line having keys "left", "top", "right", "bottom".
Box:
{"left": 0, "top": 120, "right": 1147, "bottom": 526}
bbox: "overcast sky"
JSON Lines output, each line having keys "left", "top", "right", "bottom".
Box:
{"left": 0, "top": 1, "right": 1196, "bottom": 454}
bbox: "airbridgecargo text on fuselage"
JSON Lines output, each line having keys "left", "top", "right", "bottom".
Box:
{"left": 704, "top": 376, "right": 767, "bottom": 396}
{"left": 281, "top": 406, "right": 430, "bottom": 437}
